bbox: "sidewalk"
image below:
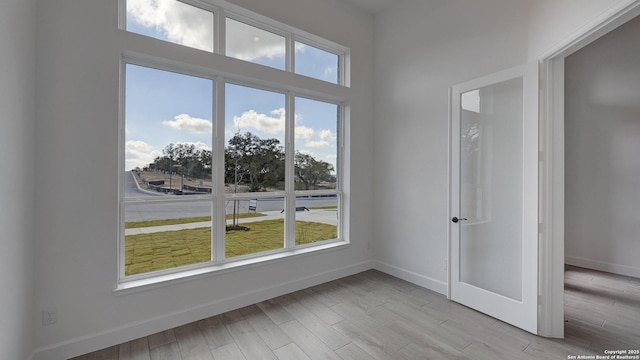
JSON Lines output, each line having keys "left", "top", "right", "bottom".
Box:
{"left": 125, "top": 209, "right": 337, "bottom": 235}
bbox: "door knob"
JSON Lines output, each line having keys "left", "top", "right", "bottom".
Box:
{"left": 451, "top": 217, "right": 467, "bottom": 223}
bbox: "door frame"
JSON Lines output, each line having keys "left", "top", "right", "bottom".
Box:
{"left": 538, "top": 0, "right": 640, "bottom": 338}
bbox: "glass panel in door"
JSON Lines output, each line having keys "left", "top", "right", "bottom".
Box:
{"left": 459, "top": 77, "right": 523, "bottom": 301}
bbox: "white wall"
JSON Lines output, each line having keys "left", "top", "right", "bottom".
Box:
{"left": 0, "top": 1, "right": 37, "bottom": 359}
{"left": 527, "top": 0, "right": 626, "bottom": 58}
{"left": 33, "top": 0, "right": 374, "bottom": 358}
{"left": 372, "top": 0, "right": 531, "bottom": 291}
{"left": 564, "top": 14, "right": 640, "bottom": 278}
{"left": 371, "top": 0, "right": 630, "bottom": 294}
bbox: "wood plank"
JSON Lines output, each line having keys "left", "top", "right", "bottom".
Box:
{"left": 119, "top": 337, "right": 151, "bottom": 360}
{"left": 210, "top": 342, "right": 247, "bottom": 360}
{"left": 150, "top": 342, "right": 183, "bottom": 360}
{"left": 289, "top": 291, "right": 344, "bottom": 325}
{"left": 304, "top": 285, "right": 340, "bottom": 307}
{"left": 422, "top": 297, "right": 496, "bottom": 328}
{"left": 273, "top": 343, "right": 312, "bottom": 360}
{"left": 278, "top": 298, "right": 349, "bottom": 350}
{"left": 225, "top": 319, "right": 277, "bottom": 360}
{"left": 68, "top": 355, "right": 88, "bottom": 360}
{"left": 330, "top": 301, "right": 410, "bottom": 351}
{"left": 439, "top": 317, "right": 531, "bottom": 352}
{"left": 148, "top": 329, "right": 177, "bottom": 350}
{"left": 335, "top": 343, "right": 377, "bottom": 360}
{"left": 399, "top": 342, "right": 468, "bottom": 360}
{"left": 219, "top": 310, "right": 244, "bottom": 325}
{"left": 239, "top": 305, "right": 291, "bottom": 350}
{"left": 329, "top": 279, "right": 384, "bottom": 311}
{"left": 257, "top": 299, "right": 295, "bottom": 325}
{"left": 462, "top": 342, "right": 534, "bottom": 360}
{"left": 279, "top": 320, "right": 343, "bottom": 360}
{"left": 174, "top": 322, "right": 214, "bottom": 360}
{"left": 86, "top": 346, "right": 118, "bottom": 360}
{"left": 198, "top": 316, "right": 234, "bottom": 349}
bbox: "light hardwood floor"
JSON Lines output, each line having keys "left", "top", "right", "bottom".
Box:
{"left": 71, "top": 267, "right": 640, "bottom": 359}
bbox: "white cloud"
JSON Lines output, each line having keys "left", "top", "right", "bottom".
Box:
{"left": 324, "top": 67, "right": 336, "bottom": 77}
{"left": 174, "top": 141, "right": 211, "bottom": 151}
{"left": 125, "top": 140, "right": 162, "bottom": 170}
{"left": 234, "top": 108, "right": 285, "bottom": 135}
{"left": 295, "top": 126, "right": 315, "bottom": 140}
{"left": 319, "top": 129, "right": 337, "bottom": 141}
{"left": 305, "top": 140, "right": 330, "bottom": 148}
{"left": 127, "top": 0, "right": 213, "bottom": 52}
{"left": 226, "top": 18, "right": 285, "bottom": 62}
{"left": 162, "top": 114, "right": 212, "bottom": 134}
{"left": 294, "top": 42, "right": 307, "bottom": 53}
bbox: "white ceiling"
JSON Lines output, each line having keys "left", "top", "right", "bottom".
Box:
{"left": 338, "top": 0, "right": 395, "bottom": 14}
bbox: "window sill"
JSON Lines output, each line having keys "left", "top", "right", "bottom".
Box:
{"left": 113, "top": 241, "right": 349, "bottom": 296}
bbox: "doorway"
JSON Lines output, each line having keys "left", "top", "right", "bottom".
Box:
{"left": 538, "top": 0, "right": 640, "bottom": 339}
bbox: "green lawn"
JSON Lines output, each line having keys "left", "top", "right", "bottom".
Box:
{"left": 125, "top": 213, "right": 265, "bottom": 229}
{"left": 125, "top": 219, "right": 337, "bottom": 276}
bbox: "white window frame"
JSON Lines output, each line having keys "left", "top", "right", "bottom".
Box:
{"left": 117, "top": 0, "right": 350, "bottom": 290}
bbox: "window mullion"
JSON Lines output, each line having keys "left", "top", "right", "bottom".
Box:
{"left": 217, "top": 9, "right": 226, "bottom": 56}
{"left": 213, "top": 79, "right": 226, "bottom": 262}
{"left": 287, "top": 34, "right": 294, "bottom": 73}
{"left": 339, "top": 104, "right": 347, "bottom": 241}
{"left": 284, "top": 93, "right": 296, "bottom": 249}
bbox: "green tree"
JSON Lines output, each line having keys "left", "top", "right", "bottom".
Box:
{"left": 149, "top": 143, "right": 212, "bottom": 180}
{"left": 294, "top": 151, "right": 335, "bottom": 190}
{"left": 226, "top": 132, "right": 284, "bottom": 192}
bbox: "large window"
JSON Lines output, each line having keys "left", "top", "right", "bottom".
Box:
{"left": 120, "top": 0, "right": 348, "bottom": 282}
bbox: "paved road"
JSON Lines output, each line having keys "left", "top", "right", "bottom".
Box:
{"left": 124, "top": 172, "right": 337, "bottom": 222}
{"left": 125, "top": 171, "right": 164, "bottom": 198}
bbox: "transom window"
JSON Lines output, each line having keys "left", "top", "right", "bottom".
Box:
{"left": 126, "top": 0, "right": 214, "bottom": 52}
{"left": 124, "top": 0, "right": 347, "bottom": 85}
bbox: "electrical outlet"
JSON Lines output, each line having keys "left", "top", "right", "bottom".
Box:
{"left": 42, "top": 310, "right": 57, "bottom": 326}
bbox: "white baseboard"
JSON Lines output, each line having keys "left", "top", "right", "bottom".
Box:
{"left": 566, "top": 256, "right": 640, "bottom": 279}
{"left": 372, "top": 260, "right": 447, "bottom": 295}
{"left": 33, "top": 260, "right": 374, "bottom": 360}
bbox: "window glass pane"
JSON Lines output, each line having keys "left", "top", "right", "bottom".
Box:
{"left": 225, "top": 84, "right": 286, "bottom": 192}
{"left": 125, "top": 201, "right": 213, "bottom": 276}
{"left": 295, "top": 42, "right": 339, "bottom": 84}
{"left": 125, "top": 64, "right": 213, "bottom": 276}
{"left": 225, "top": 197, "right": 285, "bottom": 258}
{"left": 294, "top": 97, "right": 338, "bottom": 190}
{"left": 295, "top": 195, "right": 338, "bottom": 246}
{"left": 125, "top": 64, "right": 213, "bottom": 185}
{"left": 226, "top": 18, "right": 286, "bottom": 70}
{"left": 126, "top": 0, "right": 214, "bottom": 52}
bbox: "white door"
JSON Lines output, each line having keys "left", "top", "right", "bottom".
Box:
{"left": 449, "top": 63, "right": 538, "bottom": 334}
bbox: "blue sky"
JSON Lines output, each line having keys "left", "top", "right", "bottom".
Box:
{"left": 125, "top": 0, "right": 339, "bottom": 172}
